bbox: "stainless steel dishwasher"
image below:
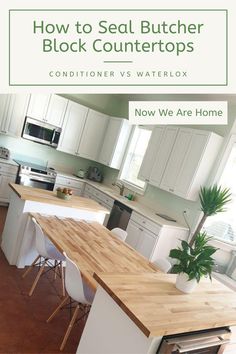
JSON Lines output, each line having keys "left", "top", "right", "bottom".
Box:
{"left": 107, "top": 200, "right": 132, "bottom": 231}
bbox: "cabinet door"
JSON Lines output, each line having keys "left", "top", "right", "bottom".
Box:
{"left": 45, "top": 95, "right": 68, "bottom": 127}
{"left": 126, "top": 220, "right": 141, "bottom": 249}
{"left": 99, "top": 118, "right": 122, "bottom": 167}
{"left": 136, "top": 229, "right": 157, "bottom": 260}
{"left": 0, "top": 95, "right": 10, "bottom": 133}
{"left": 159, "top": 128, "right": 192, "bottom": 194}
{"left": 171, "top": 130, "right": 209, "bottom": 199}
{"left": 78, "top": 110, "right": 109, "bottom": 161}
{"left": 27, "top": 94, "right": 50, "bottom": 121}
{"left": 57, "top": 101, "right": 88, "bottom": 155}
{"left": 149, "top": 127, "right": 178, "bottom": 187}
{"left": 0, "top": 174, "right": 16, "bottom": 202}
{"left": 138, "top": 126, "right": 165, "bottom": 182}
{"left": 4, "top": 94, "right": 30, "bottom": 137}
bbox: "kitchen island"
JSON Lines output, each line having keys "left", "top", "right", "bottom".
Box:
{"left": 77, "top": 273, "right": 236, "bottom": 354}
{"left": 1, "top": 183, "right": 109, "bottom": 268}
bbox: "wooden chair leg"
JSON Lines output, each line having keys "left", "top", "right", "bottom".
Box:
{"left": 54, "top": 260, "right": 58, "bottom": 280}
{"left": 60, "top": 304, "right": 80, "bottom": 351}
{"left": 47, "top": 295, "right": 70, "bottom": 323}
{"left": 60, "top": 262, "right": 65, "bottom": 297}
{"left": 22, "top": 255, "right": 40, "bottom": 278}
{"left": 29, "top": 261, "right": 46, "bottom": 296}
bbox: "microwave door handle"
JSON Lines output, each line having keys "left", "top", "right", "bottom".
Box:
{"left": 51, "top": 129, "right": 56, "bottom": 144}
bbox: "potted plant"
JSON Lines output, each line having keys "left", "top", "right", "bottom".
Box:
{"left": 169, "top": 232, "right": 218, "bottom": 293}
{"left": 169, "top": 184, "right": 231, "bottom": 293}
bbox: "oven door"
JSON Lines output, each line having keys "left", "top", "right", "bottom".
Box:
{"left": 157, "top": 328, "right": 231, "bottom": 354}
{"left": 18, "top": 174, "right": 55, "bottom": 191}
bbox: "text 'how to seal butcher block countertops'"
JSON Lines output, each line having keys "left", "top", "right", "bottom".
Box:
{"left": 9, "top": 183, "right": 109, "bottom": 214}
{"left": 94, "top": 273, "right": 236, "bottom": 338}
{"left": 30, "top": 214, "right": 160, "bottom": 291}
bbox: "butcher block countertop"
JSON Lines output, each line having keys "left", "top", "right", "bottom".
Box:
{"left": 30, "top": 214, "right": 159, "bottom": 291}
{"left": 9, "top": 183, "right": 109, "bottom": 214}
{"left": 94, "top": 272, "right": 236, "bottom": 338}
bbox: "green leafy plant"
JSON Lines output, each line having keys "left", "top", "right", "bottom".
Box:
{"left": 169, "top": 232, "right": 218, "bottom": 282}
{"left": 189, "top": 185, "right": 231, "bottom": 246}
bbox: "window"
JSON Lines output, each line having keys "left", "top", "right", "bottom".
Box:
{"left": 203, "top": 137, "right": 236, "bottom": 245}
{"left": 119, "top": 126, "right": 151, "bottom": 192}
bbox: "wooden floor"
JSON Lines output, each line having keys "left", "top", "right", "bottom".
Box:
{"left": 0, "top": 206, "right": 83, "bottom": 354}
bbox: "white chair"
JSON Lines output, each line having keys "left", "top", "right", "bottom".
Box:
{"left": 153, "top": 258, "right": 172, "bottom": 273}
{"left": 47, "top": 252, "right": 95, "bottom": 351}
{"left": 22, "top": 217, "right": 65, "bottom": 297}
{"left": 111, "top": 227, "right": 128, "bottom": 242}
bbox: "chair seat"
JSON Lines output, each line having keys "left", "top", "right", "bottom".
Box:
{"left": 47, "top": 245, "right": 65, "bottom": 262}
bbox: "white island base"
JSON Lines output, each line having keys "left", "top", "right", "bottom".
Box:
{"left": 77, "top": 286, "right": 161, "bottom": 354}
{"left": 1, "top": 188, "right": 107, "bottom": 268}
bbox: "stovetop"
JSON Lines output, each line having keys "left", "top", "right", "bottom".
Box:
{"left": 14, "top": 159, "right": 55, "bottom": 173}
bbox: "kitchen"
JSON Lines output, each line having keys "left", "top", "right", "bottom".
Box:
{"left": 0, "top": 93, "right": 236, "bottom": 354}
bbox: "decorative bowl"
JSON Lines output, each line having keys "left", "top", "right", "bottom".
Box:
{"left": 56, "top": 191, "right": 72, "bottom": 200}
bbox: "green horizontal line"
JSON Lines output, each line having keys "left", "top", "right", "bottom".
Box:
{"left": 103, "top": 61, "right": 133, "bottom": 63}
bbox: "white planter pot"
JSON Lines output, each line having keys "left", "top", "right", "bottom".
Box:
{"left": 176, "top": 272, "right": 198, "bottom": 293}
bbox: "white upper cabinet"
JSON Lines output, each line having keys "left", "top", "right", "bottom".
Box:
{"left": 27, "top": 94, "right": 68, "bottom": 127}
{"left": 27, "top": 94, "right": 50, "bottom": 121}
{"left": 0, "top": 94, "right": 30, "bottom": 137}
{"left": 99, "top": 117, "right": 131, "bottom": 169}
{"left": 149, "top": 127, "right": 178, "bottom": 187}
{"left": 57, "top": 101, "right": 88, "bottom": 155}
{"left": 0, "top": 95, "right": 10, "bottom": 133}
{"left": 159, "top": 128, "right": 222, "bottom": 201}
{"left": 78, "top": 109, "right": 109, "bottom": 161}
{"left": 45, "top": 95, "right": 68, "bottom": 127}
{"left": 138, "top": 126, "right": 178, "bottom": 186}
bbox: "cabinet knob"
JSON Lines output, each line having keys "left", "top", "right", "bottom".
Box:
{"left": 169, "top": 188, "right": 174, "bottom": 192}
{"left": 139, "top": 228, "right": 143, "bottom": 232}
{"left": 145, "top": 179, "right": 150, "bottom": 182}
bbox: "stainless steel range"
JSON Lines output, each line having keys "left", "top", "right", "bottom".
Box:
{"left": 15, "top": 160, "right": 56, "bottom": 191}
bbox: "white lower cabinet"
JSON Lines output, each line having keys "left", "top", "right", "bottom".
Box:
{"left": 126, "top": 211, "right": 188, "bottom": 261}
{"left": 0, "top": 163, "right": 18, "bottom": 203}
{"left": 54, "top": 175, "right": 85, "bottom": 196}
{"left": 83, "top": 184, "right": 114, "bottom": 226}
{"left": 126, "top": 214, "right": 160, "bottom": 260}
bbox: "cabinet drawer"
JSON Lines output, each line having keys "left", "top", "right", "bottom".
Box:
{"left": 84, "top": 184, "right": 114, "bottom": 208}
{"left": 84, "top": 184, "right": 94, "bottom": 194}
{"left": 0, "top": 163, "right": 18, "bottom": 175}
{"left": 130, "top": 212, "right": 161, "bottom": 235}
{"left": 55, "top": 176, "right": 84, "bottom": 189}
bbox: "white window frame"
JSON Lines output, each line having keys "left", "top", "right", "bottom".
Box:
{"left": 118, "top": 125, "right": 152, "bottom": 195}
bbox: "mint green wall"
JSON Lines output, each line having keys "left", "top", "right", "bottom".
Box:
{"left": 0, "top": 134, "right": 105, "bottom": 174}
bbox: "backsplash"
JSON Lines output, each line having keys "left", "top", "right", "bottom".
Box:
{"left": 0, "top": 134, "right": 103, "bottom": 174}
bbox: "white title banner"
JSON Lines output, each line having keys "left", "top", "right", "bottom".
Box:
{"left": 8, "top": 9, "right": 227, "bottom": 87}
{"left": 129, "top": 101, "right": 228, "bottom": 125}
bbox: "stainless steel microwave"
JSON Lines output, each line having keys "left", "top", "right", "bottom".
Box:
{"left": 22, "top": 117, "right": 61, "bottom": 148}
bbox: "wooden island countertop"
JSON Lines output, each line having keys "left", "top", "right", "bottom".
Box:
{"left": 93, "top": 272, "right": 236, "bottom": 338}
{"left": 9, "top": 183, "right": 109, "bottom": 214}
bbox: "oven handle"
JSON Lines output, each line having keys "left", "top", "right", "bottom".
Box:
{"left": 176, "top": 336, "right": 230, "bottom": 352}
{"left": 30, "top": 178, "right": 55, "bottom": 185}
{"left": 19, "top": 174, "right": 55, "bottom": 184}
